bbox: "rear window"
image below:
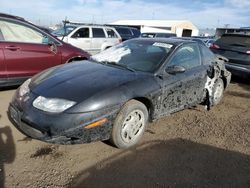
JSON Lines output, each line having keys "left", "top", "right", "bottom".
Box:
{"left": 217, "top": 35, "right": 250, "bottom": 47}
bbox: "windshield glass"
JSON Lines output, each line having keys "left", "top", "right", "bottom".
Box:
{"left": 52, "top": 25, "right": 76, "bottom": 36}
{"left": 91, "top": 40, "right": 174, "bottom": 72}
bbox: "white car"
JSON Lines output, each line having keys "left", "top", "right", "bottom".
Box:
{"left": 54, "top": 24, "right": 122, "bottom": 55}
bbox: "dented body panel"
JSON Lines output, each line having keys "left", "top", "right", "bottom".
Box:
{"left": 8, "top": 38, "right": 231, "bottom": 145}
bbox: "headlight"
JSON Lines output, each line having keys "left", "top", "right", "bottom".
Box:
{"left": 33, "top": 96, "right": 76, "bottom": 113}
{"left": 19, "top": 78, "right": 31, "bottom": 97}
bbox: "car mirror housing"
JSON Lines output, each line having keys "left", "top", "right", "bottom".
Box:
{"left": 165, "top": 65, "right": 186, "bottom": 74}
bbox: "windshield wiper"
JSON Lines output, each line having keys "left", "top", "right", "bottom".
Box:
{"left": 100, "top": 61, "right": 136, "bottom": 72}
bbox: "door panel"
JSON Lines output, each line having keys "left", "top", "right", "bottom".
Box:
{"left": 68, "top": 27, "right": 91, "bottom": 52}
{"left": 0, "top": 19, "right": 62, "bottom": 78}
{"left": 160, "top": 43, "right": 206, "bottom": 115}
{"left": 0, "top": 46, "right": 7, "bottom": 82}
{"left": 3, "top": 42, "right": 61, "bottom": 77}
{"left": 90, "top": 28, "right": 106, "bottom": 54}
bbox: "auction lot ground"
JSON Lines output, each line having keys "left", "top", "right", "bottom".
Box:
{"left": 0, "top": 79, "right": 249, "bottom": 188}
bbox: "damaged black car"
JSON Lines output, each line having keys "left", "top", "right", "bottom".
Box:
{"left": 8, "top": 38, "right": 231, "bottom": 149}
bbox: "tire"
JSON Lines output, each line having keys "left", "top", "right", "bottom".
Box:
{"left": 110, "top": 100, "right": 148, "bottom": 149}
{"left": 211, "top": 78, "right": 224, "bottom": 106}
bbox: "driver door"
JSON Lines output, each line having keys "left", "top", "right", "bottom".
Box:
{"left": 160, "top": 43, "right": 207, "bottom": 115}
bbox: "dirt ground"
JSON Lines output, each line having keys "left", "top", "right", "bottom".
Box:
{"left": 0, "top": 79, "right": 249, "bottom": 188}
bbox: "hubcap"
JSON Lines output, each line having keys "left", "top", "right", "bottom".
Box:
{"left": 121, "top": 110, "right": 145, "bottom": 143}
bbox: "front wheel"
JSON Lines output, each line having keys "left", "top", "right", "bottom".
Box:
{"left": 211, "top": 78, "right": 224, "bottom": 106}
{"left": 110, "top": 100, "right": 148, "bottom": 149}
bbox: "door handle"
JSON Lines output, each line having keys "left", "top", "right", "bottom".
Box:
{"left": 5, "top": 46, "right": 20, "bottom": 51}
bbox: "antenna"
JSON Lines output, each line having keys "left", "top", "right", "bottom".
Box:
{"left": 62, "top": 16, "right": 68, "bottom": 41}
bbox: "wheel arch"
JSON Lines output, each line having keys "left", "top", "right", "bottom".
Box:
{"left": 66, "top": 56, "right": 88, "bottom": 63}
{"left": 132, "top": 97, "right": 154, "bottom": 122}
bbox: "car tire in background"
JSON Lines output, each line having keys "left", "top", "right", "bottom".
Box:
{"left": 110, "top": 100, "right": 148, "bottom": 149}
{"left": 211, "top": 78, "right": 224, "bottom": 106}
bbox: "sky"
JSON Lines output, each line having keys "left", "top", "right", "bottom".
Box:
{"left": 0, "top": 0, "right": 249, "bottom": 28}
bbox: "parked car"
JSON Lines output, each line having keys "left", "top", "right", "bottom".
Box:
{"left": 204, "top": 39, "right": 215, "bottom": 47}
{"left": 0, "top": 13, "right": 90, "bottom": 87}
{"left": 54, "top": 23, "right": 122, "bottom": 55}
{"left": 141, "top": 32, "right": 176, "bottom": 38}
{"left": 210, "top": 33, "right": 250, "bottom": 79}
{"left": 111, "top": 26, "right": 141, "bottom": 41}
{"left": 52, "top": 25, "right": 77, "bottom": 37}
{"left": 8, "top": 38, "right": 231, "bottom": 149}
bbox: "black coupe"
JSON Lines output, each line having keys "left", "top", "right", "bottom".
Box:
{"left": 8, "top": 38, "right": 231, "bottom": 148}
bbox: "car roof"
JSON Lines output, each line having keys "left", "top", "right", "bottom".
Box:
{"left": 112, "top": 25, "right": 138, "bottom": 30}
{"left": 130, "top": 37, "right": 197, "bottom": 45}
{"left": 0, "top": 13, "right": 25, "bottom": 21}
{"left": 65, "top": 23, "right": 114, "bottom": 29}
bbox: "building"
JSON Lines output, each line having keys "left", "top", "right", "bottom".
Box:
{"left": 110, "top": 20, "right": 199, "bottom": 37}
{"left": 215, "top": 27, "right": 250, "bottom": 38}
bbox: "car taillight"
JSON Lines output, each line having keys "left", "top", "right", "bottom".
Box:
{"left": 246, "top": 50, "right": 250, "bottom": 55}
{"left": 210, "top": 44, "right": 220, "bottom": 49}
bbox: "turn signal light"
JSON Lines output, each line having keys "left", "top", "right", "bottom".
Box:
{"left": 84, "top": 118, "right": 108, "bottom": 129}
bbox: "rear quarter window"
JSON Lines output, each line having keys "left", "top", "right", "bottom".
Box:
{"left": 105, "top": 28, "right": 118, "bottom": 38}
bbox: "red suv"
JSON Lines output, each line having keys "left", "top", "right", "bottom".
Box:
{"left": 0, "top": 13, "right": 90, "bottom": 87}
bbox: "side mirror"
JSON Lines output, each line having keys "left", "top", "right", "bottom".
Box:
{"left": 48, "top": 41, "right": 57, "bottom": 54}
{"left": 165, "top": 65, "right": 186, "bottom": 74}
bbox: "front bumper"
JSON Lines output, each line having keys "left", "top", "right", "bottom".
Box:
{"left": 8, "top": 91, "right": 120, "bottom": 144}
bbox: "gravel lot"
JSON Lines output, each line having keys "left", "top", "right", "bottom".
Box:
{"left": 0, "top": 79, "right": 249, "bottom": 188}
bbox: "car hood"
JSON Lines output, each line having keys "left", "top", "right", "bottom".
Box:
{"left": 30, "top": 61, "right": 140, "bottom": 103}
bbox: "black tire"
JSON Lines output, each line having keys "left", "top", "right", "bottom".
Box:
{"left": 110, "top": 100, "right": 148, "bottom": 149}
{"left": 211, "top": 78, "right": 224, "bottom": 106}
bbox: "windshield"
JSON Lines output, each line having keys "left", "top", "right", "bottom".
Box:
{"left": 52, "top": 25, "right": 76, "bottom": 37}
{"left": 91, "top": 40, "right": 174, "bottom": 72}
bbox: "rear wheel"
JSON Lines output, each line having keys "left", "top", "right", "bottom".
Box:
{"left": 211, "top": 78, "right": 224, "bottom": 106}
{"left": 110, "top": 100, "right": 148, "bottom": 149}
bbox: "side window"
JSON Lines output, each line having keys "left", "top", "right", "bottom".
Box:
{"left": 168, "top": 43, "right": 201, "bottom": 69}
{"left": 131, "top": 29, "right": 140, "bottom": 37}
{"left": 92, "top": 28, "right": 105, "bottom": 38}
{"left": 105, "top": 28, "right": 118, "bottom": 38}
{"left": 0, "top": 20, "right": 46, "bottom": 44}
{"left": 200, "top": 44, "right": 215, "bottom": 65}
{"left": 116, "top": 28, "right": 132, "bottom": 37}
{"left": 72, "top": 28, "right": 89, "bottom": 38}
